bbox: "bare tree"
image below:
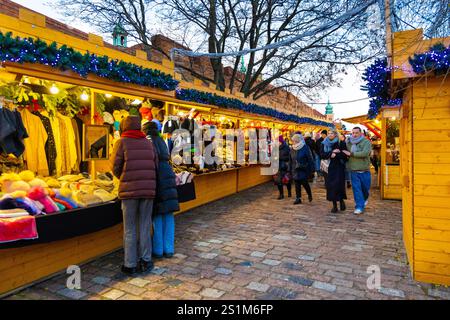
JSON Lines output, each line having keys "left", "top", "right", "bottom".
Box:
{"left": 52, "top": 0, "right": 449, "bottom": 99}
{"left": 52, "top": 0, "right": 170, "bottom": 59}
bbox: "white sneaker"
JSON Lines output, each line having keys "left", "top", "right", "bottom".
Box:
{"left": 354, "top": 209, "right": 363, "bottom": 215}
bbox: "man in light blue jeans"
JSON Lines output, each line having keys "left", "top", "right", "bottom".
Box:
{"left": 344, "top": 127, "right": 372, "bottom": 214}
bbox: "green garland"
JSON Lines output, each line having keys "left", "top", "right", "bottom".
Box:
{"left": 0, "top": 31, "right": 179, "bottom": 91}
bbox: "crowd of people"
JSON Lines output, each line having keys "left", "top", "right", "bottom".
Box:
{"left": 109, "top": 114, "right": 374, "bottom": 276}
{"left": 274, "top": 127, "right": 373, "bottom": 215}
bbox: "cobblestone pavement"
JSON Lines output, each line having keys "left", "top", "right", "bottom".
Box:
{"left": 6, "top": 181, "right": 450, "bottom": 300}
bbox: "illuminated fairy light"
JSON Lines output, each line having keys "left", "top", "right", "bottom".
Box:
{"left": 80, "top": 91, "right": 89, "bottom": 101}
{"left": 49, "top": 83, "right": 59, "bottom": 94}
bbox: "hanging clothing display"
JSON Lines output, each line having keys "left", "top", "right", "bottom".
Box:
{"left": 71, "top": 118, "right": 81, "bottom": 172}
{"left": 162, "top": 118, "right": 179, "bottom": 134}
{"left": 56, "top": 113, "right": 77, "bottom": 174}
{"left": 32, "top": 111, "right": 57, "bottom": 176}
{"left": 0, "top": 107, "right": 28, "bottom": 157}
{"left": 19, "top": 108, "right": 49, "bottom": 176}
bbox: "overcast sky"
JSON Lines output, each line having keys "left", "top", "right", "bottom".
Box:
{"left": 12, "top": 0, "right": 370, "bottom": 120}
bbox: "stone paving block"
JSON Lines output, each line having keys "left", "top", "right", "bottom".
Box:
{"left": 246, "top": 282, "right": 270, "bottom": 293}
{"left": 238, "top": 261, "right": 253, "bottom": 267}
{"left": 194, "top": 241, "right": 210, "bottom": 247}
{"left": 287, "top": 276, "right": 313, "bottom": 287}
{"left": 262, "top": 259, "right": 281, "bottom": 266}
{"left": 250, "top": 251, "right": 266, "bottom": 258}
{"left": 151, "top": 267, "right": 167, "bottom": 275}
{"left": 312, "top": 281, "right": 337, "bottom": 293}
{"left": 214, "top": 267, "right": 233, "bottom": 275}
{"left": 282, "top": 262, "right": 304, "bottom": 271}
{"left": 118, "top": 294, "right": 143, "bottom": 300}
{"left": 341, "top": 245, "right": 362, "bottom": 252}
{"left": 266, "top": 287, "right": 299, "bottom": 299}
{"left": 56, "top": 288, "right": 87, "bottom": 300}
{"left": 386, "top": 259, "right": 406, "bottom": 267}
{"left": 298, "top": 255, "right": 315, "bottom": 261}
{"left": 273, "top": 235, "right": 292, "bottom": 240}
{"left": 208, "top": 239, "right": 224, "bottom": 244}
{"left": 128, "top": 278, "right": 151, "bottom": 288}
{"left": 174, "top": 253, "right": 187, "bottom": 260}
{"left": 200, "top": 288, "right": 225, "bottom": 298}
{"left": 112, "top": 282, "right": 146, "bottom": 296}
{"left": 331, "top": 278, "right": 354, "bottom": 288}
{"left": 199, "top": 252, "right": 218, "bottom": 259}
{"left": 92, "top": 276, "right": 111, "bottom": 285}
{"left": 378, "top": 287, "right": 406, "bottom": 298}
{"left": 163, "top": 278, "right": 183, "bottom": 287}
{"left": 428, "top": 289, "right": 450, "bottom": 299}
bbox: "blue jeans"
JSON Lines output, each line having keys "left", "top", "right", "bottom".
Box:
{"left": 345, "top": 169, "right": 351, "bottom": 182}
{"left": 314, "top": 154, "right": 321, "bottom": 174}
{"left": 153, "top": 213, "right": 175, "bottom": 256}
{"left": 351, "top": 171, "right": 371, "bottom": 210}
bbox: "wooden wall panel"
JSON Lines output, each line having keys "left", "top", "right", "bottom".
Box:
{"left": 0, "top": 224, "right": 122, "bottom": 296}
{"left": 400, "top": 85, "right": 414, "bottom": 273}
{"left": 411, "top": 76, "right": 450, "bottom": 286}
{"left": 237, "top": 166, "right": 272, "bottom": 192}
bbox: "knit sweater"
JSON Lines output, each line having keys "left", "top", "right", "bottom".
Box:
{"left": 346, "top": 138, "right": 372, "bottom": 171}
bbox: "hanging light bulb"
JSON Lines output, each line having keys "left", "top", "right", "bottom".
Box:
{"left": 49, "top": 83, "right": 59, "bottom": 94}
{"left": 131, "top": 99, "right": 142, "bottom": 105}
{"left": 80, "top": 90, "right": 89, "bottom": 101}
{"left": 105, "top": 93, "right": 112, "bottom": 98}
{"left": 23, "top": 76, "right": 31, "bottom": 84}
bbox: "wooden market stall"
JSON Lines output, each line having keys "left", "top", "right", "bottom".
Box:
{"left": 392, "top": 29, "right": 450, "bottom": 286}
{"left": 0, "top": 5, "right": 333, "bottom": 296}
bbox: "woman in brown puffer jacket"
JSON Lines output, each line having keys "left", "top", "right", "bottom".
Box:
{"left": 111, "top": 115, "right": 158, "bottom": 275}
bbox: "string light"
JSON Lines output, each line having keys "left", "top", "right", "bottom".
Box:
{"left": 49, "top": 83, "right": 59, "bottom": 94}
{"left": 176, "top": 88, "right": 334, "bottom": 128}
{"left": 0, "top": 31, "right": 178, "bottom": 91}
{"left": 80, "top": 90, "right": 89, "bottom": 101}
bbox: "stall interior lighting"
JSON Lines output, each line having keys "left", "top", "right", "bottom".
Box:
{"left": 105, "top": 93, "right": 112, "bottom": 98}
{"left": 131, "top": 99, "right": 142, "bottom": 105}
{"left": 49, "top": 83, "right": 59, "bottom": 94}
{"left": 80, "top": 91, "right": 89, "bottom": 101}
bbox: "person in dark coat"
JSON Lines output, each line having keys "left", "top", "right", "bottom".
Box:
{"left": 304, "top": 132, "right": 316, "bottom": 182}
{"left": 143, "top": 120, "right": 179, "bottom": 259}
{"left": 315, "top": 130, "right": 328, "bottom": 182}
{"left": 289, "top": 134, "right": 315, "bottom": 205}
{"left": 320, "top": 130, "right": 349, "bottom": 213}
{"left": 275, "top": 135, "right": 292, "bottom": 199}
{"left": 111, "top": 116, "right": 158, "bottom": 275}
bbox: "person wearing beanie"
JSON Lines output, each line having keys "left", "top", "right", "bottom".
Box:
{"left": 111, "top": 116, "right": 158, "bottom": 275}
{"left": 320, "top": 130, "right": 349, "bottom": 213}
{"left": 289, "top": 133, "right": 315, "bottom": 205}
{"left": 274, "top": 135, "right": 292, "bottom": 199}
{"left": 143, "top": 121, "right": 179, "bottom": 259}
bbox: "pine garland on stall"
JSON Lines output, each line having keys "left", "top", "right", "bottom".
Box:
{"left": 0, "top": 31, "right": 179, "bottom": 91}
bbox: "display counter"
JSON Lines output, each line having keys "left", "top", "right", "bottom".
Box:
{"left": 0, "top": 165, "right": 271, "bottom": 296}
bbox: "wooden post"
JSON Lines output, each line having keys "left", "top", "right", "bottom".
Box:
{"left": 90, "top": 89, "right": 96, "bottom": 180}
